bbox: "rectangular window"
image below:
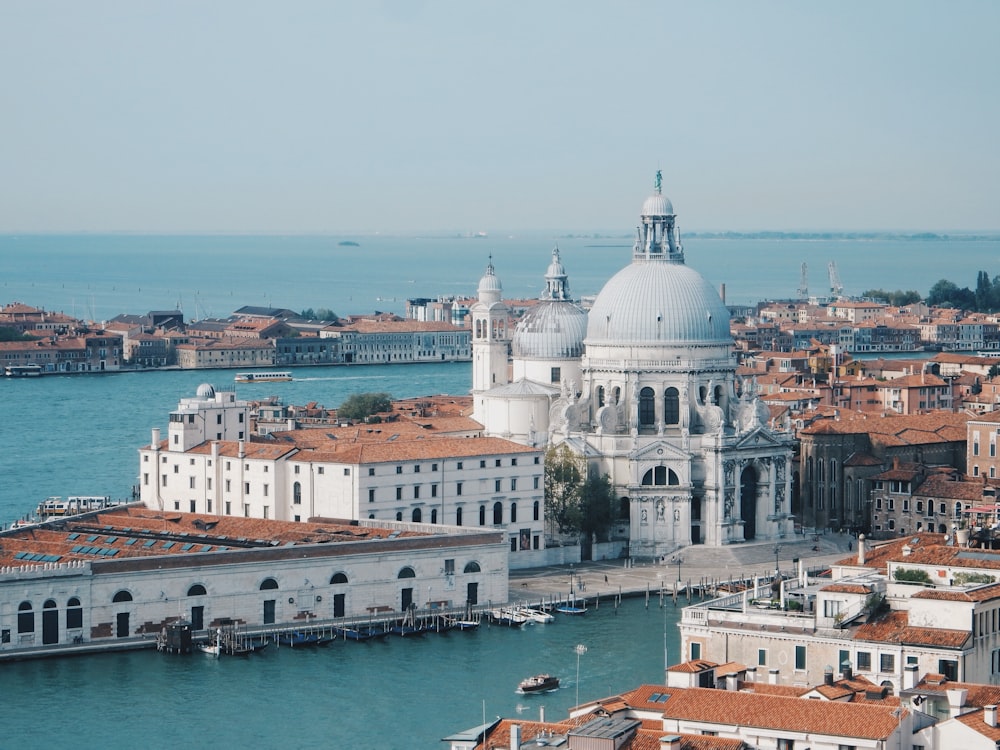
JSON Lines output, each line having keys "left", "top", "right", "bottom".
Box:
{"left": 795, "top": 645, "right": 806, "bottom": 670}
{"left": 243, "top": 504, "right": 250, "bottom": 518}
{"left": 495, "top": 458, "right": 502, "bottom": 467}
{"left": 295, "top": 465, "right": 300, "bottom": 474}
{"left": 396, "top": 487, "right": 402, "bottom": 500}
{"left": 431, "top": 484, "right": 438, "bottom": 497}
{"left": 414, "top": 486, "right": 420, "bottom": 499}
{"left": 263, "top": 484, "right": 269, "bottom": 497}
{"left": 457, "top": 461, "right": 463, "bottom": 470}
{"left": 344, "top": 468, "right": 350, "bottom": 476}
{"left": 857, "top": 651, "right": 871, "bottom": 671}
{"left": 317, "top": 467, "right": 324, "bottom": 475}
{"left": 432, "top": 463, "right": 438, "bottom": 472}
{"left": 550, "top": 366, "right": 560, "bottom": 384}
{"left": 511, "top": 458, "right": 517, "bottom": 466}
{"left": 173, "top": 464, "right": 179, "bottom": 474}
{"left": 533, "top": 476, "right": 540, "bottom": 490}
{"left": 414, "top": 465, "right": 420, "bottom": 473}
{"left": 396, "top": 466, "right": 403, "bottom": 474}
{"left": 189, "top": 500, "right": 196, "bottom": 512}
{"left": 690, "top": 642, "right": 701, "bottom": 660}
{"left": 244, "top": 482, "right": 250, "bottom": 494}
{"left": 880, "top": 653, "right": 895, "bottom": 673}
{"left": 368, "top": 488, "right": 375, "bottom": 502}
{"left": 162, "top": 475, "right": 168, "bottom": 487}
{"left": 368, "top": 467, "right": 375, "bottom": 476}
{"left": 189, "top": 477, "right": 196, "bottom": 489}
{"left": 480, "top": 460, "right": 486, "bottom": 468}
{"left": 758, "top": 649, "right": 767, "bottom": 666}
{"left": 225, "top": 501, "right": 231, "bottom": 515}
{"left": 456, "top": 482, "right": 463, "bottom": 496}
{"left": 495, "top": 479, "right": 501, "bottom": 492}
{"left": 511, "top": 478, "right": 517, "bottom": 491}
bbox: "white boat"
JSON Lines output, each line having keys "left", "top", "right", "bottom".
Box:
{"left": 198, "top": 629, "right": 223, "bottom": 657}
{"left": 4, "top": 364, "right": 43, "bottom": 377}
{"left": 234, "top": 371, "right": 292, "bottom": 383}
{"left": 515, "top": 606, "right": 554, "bottom": 624}
{"left": 36, "top": 495, "right": 124, "bottom": 520}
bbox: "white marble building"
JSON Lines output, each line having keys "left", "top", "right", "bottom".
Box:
{"left": 472, "top": 173, "right": 796, "bottom": 559}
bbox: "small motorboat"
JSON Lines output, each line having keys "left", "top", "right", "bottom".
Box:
{"left": 518, "top": 674, "right": 560, "bottom": 694}
{"left": 197, "top": 641, "right": 221, "bottom": 658}
{"left": 515, "top": 606, "right": 554, "bottom": 624}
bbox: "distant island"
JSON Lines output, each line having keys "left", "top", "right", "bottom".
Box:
{"left": 338, "top": 240, "right": 360, "bottom": 247}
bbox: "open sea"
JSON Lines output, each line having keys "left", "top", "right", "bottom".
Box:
{"left": 2, "top": 231, "right": 1000, "bottom": 747}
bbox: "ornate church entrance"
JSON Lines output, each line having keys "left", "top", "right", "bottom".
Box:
{"left": 740, "top": 466, "right": 758, "bottom": 540}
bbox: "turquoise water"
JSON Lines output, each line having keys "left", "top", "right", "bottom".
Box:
{"left": 2, "top": 232, "right": 999, "bottom": 746}
{"left": 1, "top": 595, "right": 680, "bottom": 749}
{"left": 4, "top": 233, "right": 998, "bottom": 321}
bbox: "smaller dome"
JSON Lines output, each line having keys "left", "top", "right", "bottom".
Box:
{"left": 642, "top": 193, "right": 674, "bottom": 217}
{"left": 477, "top": 259, "right": 502, "bottom": 304}
{"left": 512, "top": 300, "right": 588, "bottom": 360}
{"left": 196, "top": 383, "right": 216, "bottom": 399}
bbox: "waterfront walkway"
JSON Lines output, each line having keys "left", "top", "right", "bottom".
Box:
{"left": 509, "top": 531, "right": 857, "bottom": 605}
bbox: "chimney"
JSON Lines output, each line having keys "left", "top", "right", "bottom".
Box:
{"left": 510, "top": 723, "right": 521, "bottom": 750}
{"left": 841, "top": 661, "right": 853, "bottom": 681}
{"left": 660, "top": 736, "right": 682, "bottom": 750}
{"left": 745, "top": 666, "right": 757, "bottom": 683}
{"left": 985, "top": 706, "right": 998, "bottom": 728}
{"left": 238, "top": 440, "right": 245, "bottom": 459}
{"left": 824, "top": 665, "right": 834, "bottom": 686}
{"left": 726, "top": 672, "right": 740, "bottom": 691}
{"left": 151, "top": 428, "right": 161, "bottom": 447}
{"left": 769, "top": 668, "right": 779, "bottom": 685}
{"left": 947, "top": 688, "right": 969, "bottom": 718}
{"left": 857, "top": 534, "right": 866, "bottom": 566}
{"left": 902, "top": 545, "right": 912, "bottom": 557}
{"left": 903, "top": 664, "right": 919, "bottom": 691}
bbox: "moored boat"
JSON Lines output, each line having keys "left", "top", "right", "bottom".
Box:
{"left": 4, "top": 364, "right": 43, "bottom": 377}
{"left": 487, "top": 608, "right": 529, "bottom": 627}
{"left": 518, "top": 674, "right": 559, "bottom": 694}
{"left": 515, "top": 606, "right": 554, "bottom": 624}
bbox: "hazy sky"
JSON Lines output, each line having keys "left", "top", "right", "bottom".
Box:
{"left": 1, "top": 1, "right": 997, "bottom": 233}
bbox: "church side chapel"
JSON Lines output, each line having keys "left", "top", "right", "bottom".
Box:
{"left": 472, "top": 173, "right": 796, "bottom": 559}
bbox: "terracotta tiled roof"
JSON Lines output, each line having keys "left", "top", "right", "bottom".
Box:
{"left": 955, "top": 708, "right": 1000, "bottom": 741}
{"left": 854, "top": 611, "right": 970, "bottom": 649}
{"left": 0, "top": 506, "right": 431, "bottom": 569}
{"left": 820, "top": 583, "right": 873, "bottom": 594}
{"left": 911, "top": 582, "right": 1000, "bottom": 602}
{"left": 668, "top": 659, "right": 718, "bottom": 673}
{"left": 909, "top": 676, "right": 1000, "bottom": 708}
{"left": 657, "top": 686, "right": 903, "bottom": 740}
{"left": 832, "top": 533, "right": 945, "bottom": 572}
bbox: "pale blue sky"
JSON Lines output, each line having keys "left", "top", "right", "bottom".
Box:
{"left": 1, "top": 1, "right": 997, "bottom": 233}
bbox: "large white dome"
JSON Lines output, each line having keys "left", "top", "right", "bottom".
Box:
{"left": 585, "top": 260, "right": 731, "bottom": 346}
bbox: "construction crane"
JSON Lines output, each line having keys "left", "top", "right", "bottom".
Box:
{"left": 828, "top": 261, "right": 844, "bottom": 299}
{"left": 797, "top": 262, "right": 808, "bottom": 299}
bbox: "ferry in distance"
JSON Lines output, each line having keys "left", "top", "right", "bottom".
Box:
{"left": 234, "top": 371, "right": 293, "bottom": 383}
{"left": 4, "top": 364, "right": 43, "bottom": 377}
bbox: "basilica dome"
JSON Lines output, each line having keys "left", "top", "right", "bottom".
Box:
{"left": 512, "top": 300, "right": 588, "bottom": 359}
{"left": 586, "top": 261, "right": 730, "bottom": 346}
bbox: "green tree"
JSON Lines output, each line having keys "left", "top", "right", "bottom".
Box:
{"left": 544, "top": 445, "right": 585, "bottom": 534}
{"left": 337, "top": 392, "right": 393, "bottom": 421}
{"left": 300, "top": 308, "right": 339, "bottom": 321}
{"left": 579, "top": 472, "right": 616, "bottom": 541}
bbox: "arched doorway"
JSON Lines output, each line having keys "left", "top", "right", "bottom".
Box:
{"left": 741, "top": 466, "right": 759, "bottom": 540}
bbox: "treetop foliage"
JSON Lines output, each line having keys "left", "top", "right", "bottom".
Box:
{"left": 337, "top": 392, "right": 393, "bottom": 420}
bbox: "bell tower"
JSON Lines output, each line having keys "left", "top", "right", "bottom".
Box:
{"left": 471, "top": 257, "right": 510, "bottom": 423}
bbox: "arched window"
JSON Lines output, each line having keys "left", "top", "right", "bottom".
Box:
{"left": 456, "top": 506, "right": 463, "bottom": 526}
{"left": 369, "top": 513, "right": 375, "bottom": 519}
{"left": 493, "top": 501, "right": 503, "bottom": 525}
{"left": 713, "top": 385, "right": 723, "bottom": 405}
{"left": 259, "top": 578, "right": 279, "bottom": 590}
{"left": 464, "top": 561, "right": 481, "bottom": 573}
{"left": 533, "top": 500, "right": 539, "bottom": 521}
{"left": 597, "top": 386, "right": 605, "bottom": 407}
{"left": 66, "top": 597, "right": 82, "bottom": 630}
{"left": 639, "top": 387, "right": 655, "bottom": 427}
{"left": 939, "top": 502, "right": 947, "bottom": 515}
{"left": 641, "top": 469, "right": 653, "bottom": 486}
{"left": 330, "top": 572, "right": 348, "bottom": 584}
{"left": 664, "top": 387, "right": 679, "bottom": 424}
{"left": 398, "top": 567, "right": 416, "bottom": 579}
{"left": 112, "top": 590, "right": 133, "bottom": 603}
{"left": 412, "top": 508, "right": 422, "bottom": 523}
{"left": 668, "top": 469, "right": 680, "bottom": 485}
{"left": 293, "top": 481, "right": 301, "bottom": 505}
{"left": 396, "top": 511, "right": 403, "bottom": 522}
{"left": 430, "top": 508, "right": 438, "bottom": 524}
{"left": 479, "top": 505, "right": 486, "bottom": 525}
{"left": 955, "top": 501, "right": 963, "bottom": 518}
{"left": 18, "top": 601, "right": 33, "bottom": 634}
{"left": 187, "top": 584, "right": 207, "bottom": 597}
{"left": 612, "top": 387, "right": 621, "bottom": 405}
{"left": 510, "top": 503, "right": 517, "bottom": 523}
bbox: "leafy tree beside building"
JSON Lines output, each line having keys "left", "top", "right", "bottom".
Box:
{"left": 544, "top": 445, "right": 615, "bottom": 542}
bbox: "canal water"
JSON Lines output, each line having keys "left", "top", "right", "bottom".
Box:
{"left": 0, "top": 362, "right": 680, "bottom": 747}
{"left": 2, "top": 597, "right": 681, "bottom": 748}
